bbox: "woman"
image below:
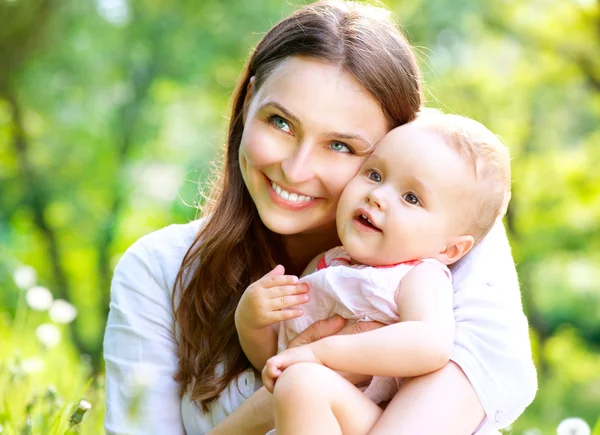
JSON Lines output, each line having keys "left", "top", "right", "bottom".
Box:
{"left": 103, "top": 1, "right": 537, "bottom": 434}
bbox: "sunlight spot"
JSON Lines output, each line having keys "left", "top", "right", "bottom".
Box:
{"left": 96, "top": 0, "right": 130, "bottom": 26}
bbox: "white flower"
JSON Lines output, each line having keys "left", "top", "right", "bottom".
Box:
{"left": 22, "top": 357, "right": 45, "bottom": 374}
{"left": 26, "top": 286, "right": 54, "bottom": 311}
{"left": 49, "top": 299, "right": 78, "bottom": 324}
{"left": 557, "top": 417, "right": 591, "bottom": 435}
{"left": 13, "top": 266, "right": 37, "bottom": 289}
{"left": 35, "top": 323, "right": 61, "bottom": 348}
{"left": 77, "top": 399, "right": 92, "bottom": 411}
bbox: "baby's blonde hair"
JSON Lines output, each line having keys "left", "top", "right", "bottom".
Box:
{"left": 414, "top": 108, "right": 511, "bottom": 244}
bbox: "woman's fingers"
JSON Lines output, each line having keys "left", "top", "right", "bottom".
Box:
{"left": 337, "top": 320, "right": 385, "bottom": 336}
{"left": 288, "top": 315, "right": 347, "bottom": 348}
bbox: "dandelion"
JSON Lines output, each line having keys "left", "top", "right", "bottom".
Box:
{"left": 35, "top": 323, "right": 61, "bottom": 348}
{"left": 68, "top": 399, "right": 92, "bottom": 427}
{"left": 523, "top": 428, "right": 543, "bottom": 435}
{"left": 49, "top": 299, "right": 78, "bottom": 324}
{"left": 557, "top": 417, "right": 591, "bottom": 435}
{"left": 26, "top": 286, "right": 53, "bottom": 311}
{"left": 13, "top": 265, "right": 37, "bottom": 289}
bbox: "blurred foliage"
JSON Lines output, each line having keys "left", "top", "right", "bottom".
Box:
{"left": 0, "top": 0, "right": 598, "bottom": 433}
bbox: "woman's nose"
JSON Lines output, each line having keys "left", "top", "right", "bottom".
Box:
{"left": 281, "top": 143, "right": 316, "bottom": 184}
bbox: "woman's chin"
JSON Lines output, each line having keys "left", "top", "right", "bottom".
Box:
{"left": 258, "top": 210, "right": 333, "bottom": 237}
{"left": 261, "top": 215, "right": 316, "bottom": 236}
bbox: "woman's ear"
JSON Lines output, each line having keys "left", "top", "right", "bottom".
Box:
{"left": 438, "top": 235, "right": 475, "bottom": 265}
{"left": 242, "top": 76, "right": 256, "bottom": 124}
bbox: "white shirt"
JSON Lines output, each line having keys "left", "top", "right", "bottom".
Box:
{"left": 103, "top": 219, "right": 537, "bottom": 434}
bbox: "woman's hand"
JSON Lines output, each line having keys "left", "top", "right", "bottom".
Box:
{"left": 283, "top": 316, "right": 386, "bottom": 387}
{"left": 234, "top": 265, "right": 310, "bottom": 333}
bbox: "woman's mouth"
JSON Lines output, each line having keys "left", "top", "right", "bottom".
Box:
{"left": 265, "top": 176, "right": 318, "bottom": 210}
{"left": 270, "top": 181, "right": 314, "bottom": 203}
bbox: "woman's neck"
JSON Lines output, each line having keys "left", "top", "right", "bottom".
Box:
{"left": 282, "top": 226, "right": 341, "bottom": 276}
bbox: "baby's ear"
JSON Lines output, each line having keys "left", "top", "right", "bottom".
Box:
{"left": 438, "top": 235, "right": 474, "bottom": 265}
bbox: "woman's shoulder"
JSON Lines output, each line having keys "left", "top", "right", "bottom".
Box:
{"left": 116, "top": 218, "right": 205, "bottom": 297}
{"left": 134, "top": 219, "right": 203, "bottom": 253}
{"left": 451, "top": 222, "right": 514, "bottom": 280}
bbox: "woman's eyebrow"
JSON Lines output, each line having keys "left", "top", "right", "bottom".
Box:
{"left": 259, "top": 101, "right": 300, "bottom": 124}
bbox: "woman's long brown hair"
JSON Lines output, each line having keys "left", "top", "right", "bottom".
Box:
{"left": 173, "top": 0, "right": 423, "bottom": 410}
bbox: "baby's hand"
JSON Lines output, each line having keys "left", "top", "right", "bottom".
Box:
{"left": 235, "top": 265, "right": 309, "bottom": 333}
{"left": 262, "top": 345, "right": 322, "bottom": 393}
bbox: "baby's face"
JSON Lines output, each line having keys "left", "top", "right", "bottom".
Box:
{"left": 336, "top": 123, "right": 475, "bottom": 266}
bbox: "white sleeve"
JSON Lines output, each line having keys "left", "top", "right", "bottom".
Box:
{"left": 450, "top": 223, "right": 537, "bottom": 430}
{"left": 103, "top": 236, "right": 185, "bottom": 435}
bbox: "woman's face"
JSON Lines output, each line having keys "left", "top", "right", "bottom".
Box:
{"left": 239, "top": 56, "right": 390, "bottom": 237}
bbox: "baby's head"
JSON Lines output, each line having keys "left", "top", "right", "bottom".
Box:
{"left": 336, "top": 108, "right": 511, "bottom": 267}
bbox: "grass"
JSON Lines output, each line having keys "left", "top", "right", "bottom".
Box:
{"left": 0, "top": 292, "right": 105, "bottom": 435}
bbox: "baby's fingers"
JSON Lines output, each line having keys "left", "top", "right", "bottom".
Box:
{"left": 268, "top": 292, "right": 310, "bottom": 311}
{"left": 270, "top": 308, "right": 304, "bottom": 323}
{"left": 262, "top": 361, "right": 282, "bottom": 393}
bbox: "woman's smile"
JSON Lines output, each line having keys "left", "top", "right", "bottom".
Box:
{"left": 266, "top": 176, "right": 319, "bottom": 211}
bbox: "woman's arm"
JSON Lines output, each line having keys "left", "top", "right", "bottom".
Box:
{"left": 103, "top": 233, "right": 185, "bottom": 435}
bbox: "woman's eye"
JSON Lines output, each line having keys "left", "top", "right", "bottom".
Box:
{"left": 329, "top": 141, "right": 352, "bottom": 153}
{"left": 403, "top": 193, "right": 421, "bottom": 206}
{"left": 271, "top": 115, "right": 292, "bottom": 134}
{"left": 367, "top": 170, "right": 382, "bottom": 183}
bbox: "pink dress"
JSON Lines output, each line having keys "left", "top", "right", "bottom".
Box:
{"left": 276, "top": 246, "right": 452, "bottom": 403}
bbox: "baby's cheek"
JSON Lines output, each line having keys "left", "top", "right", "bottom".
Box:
{"left": 327, "top": 163, "right": 364, "bottom": 201}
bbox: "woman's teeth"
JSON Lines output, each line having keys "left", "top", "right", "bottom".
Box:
{"left": 271, "top": 181, "right": 314, "bottom": 202}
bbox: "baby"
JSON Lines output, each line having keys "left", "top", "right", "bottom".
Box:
{"left": 235, "top": 109, "right": 511, "bottom": 434}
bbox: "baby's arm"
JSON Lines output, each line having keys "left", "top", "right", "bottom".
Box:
{"left": 264, "top": 262, "right": 454, "bottom": 383}
{"left": 235, "top": 265, "right": 310, "bottom": 370}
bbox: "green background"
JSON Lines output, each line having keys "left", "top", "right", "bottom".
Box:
{"left": 1, "top": 0, "right": 599, "bottom": 433}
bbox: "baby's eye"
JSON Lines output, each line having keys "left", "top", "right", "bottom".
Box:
{"left": 367, "top": 170, "right": 382, "bottom": 183}
{"left": 329, "top": 142, "right": 352, "bottom": 153}
{"left": 403, "top": 193, "right": 421, "bottom": 206}
{"left": 271, "top": 115, "right": 292, "bottom": 134}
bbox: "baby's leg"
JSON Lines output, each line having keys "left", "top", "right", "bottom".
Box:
{"left": 273, "top": 362, "right": 382, "bottom": 435}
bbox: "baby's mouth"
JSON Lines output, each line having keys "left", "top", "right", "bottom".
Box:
{"left": 354, "top": 210, "right": 382, "bottom": 232}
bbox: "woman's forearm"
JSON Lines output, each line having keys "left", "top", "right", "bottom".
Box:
{"left": 316, "top": 321, "right": 454, "bottom": 377}
{"left": 208, "top": 386, "right": 274, "bottom": 435}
